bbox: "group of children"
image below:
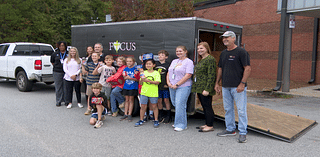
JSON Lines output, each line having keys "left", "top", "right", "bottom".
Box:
{"left": 83, "top": 50, "right": 171, "bottom": 129}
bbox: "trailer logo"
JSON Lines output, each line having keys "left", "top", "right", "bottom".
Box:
{"left": 109, "top": 40, "right": 136, "bottom": 53}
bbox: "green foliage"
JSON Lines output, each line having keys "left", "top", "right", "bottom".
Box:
{"left": 110, "top": 0, "right": 194, "bottom": 22}
{"left": 0, "top": 0, "right": 112, "bottom": 46}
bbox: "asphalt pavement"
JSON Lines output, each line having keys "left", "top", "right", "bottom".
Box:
{"left": 0, "top": 80, "right": 319, "bottom": 157}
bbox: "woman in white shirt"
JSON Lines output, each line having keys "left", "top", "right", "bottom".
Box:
{"left": 63, "top": 47, "right": 83, "bottom": 109}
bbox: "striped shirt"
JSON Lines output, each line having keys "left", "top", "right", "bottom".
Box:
{"left": 85, "top": 62, "right": 100, "bottom": 86}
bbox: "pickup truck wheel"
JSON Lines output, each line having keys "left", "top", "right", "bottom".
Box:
{"left": 16, "top": 71, "right": 33, "bottom": 92}
{"left": 45, "top": 82, "right": 54, "bottom": 85}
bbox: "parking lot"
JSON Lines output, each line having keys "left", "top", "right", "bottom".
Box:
{"left": 0, "top": 80, "right": 319, "bottom": 157}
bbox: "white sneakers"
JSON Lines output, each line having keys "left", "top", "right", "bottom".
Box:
{"left": 67, "top": 104, "right": 72, "bottom": 109}
{"left": 67, "top": 103, "right": 83, "bottom": 109}
{"left": 172, "top": 124, "right": 187, "bottom": 132}
{"left": 78, "top": 103, "right": 83, "bottom": 108}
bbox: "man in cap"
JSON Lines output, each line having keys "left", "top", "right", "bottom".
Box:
{"left": 214, "top": 31, "right": 251, "bottom": 143}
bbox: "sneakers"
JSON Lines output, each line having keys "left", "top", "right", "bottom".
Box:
{"left": 84, "top": 109, "right": 91, "bottom": 115}
{"left": 135, "top": 120, "right": 144, "bottom": 127}
{"left": 127, "top": 115, "right": 133, "bottom": 122}
{"left": 154, "top": 121, "right": 160, "bottom": 128}
{"left": 238, "top": 135, "right": 247, "bottom": 143}
{"left": 118, "top": 102, "right": 125, "bottom": 108}
{"left": 67, "top": 104, "right": 72, "bottom": 109}
{"left": 174, "top": 127, "right": 187, "bottom": 132}
{"left": 120, "top": 115, "right": 128, "bottom": 121}
{"left": 78, "top": 103, "right": 83, "bottom": 108}
{"left": 217, "top": 130, "right": 237, "bottom": 137}
{"left": 94, "top": 120, "right": 103, "bottom": 128}
{"left": 107, "top": 111, "right": 112, "bottom": 116}
{"left": 149, "top": 114, "right": 154, "bottom": 121}
{"left": 143, "top": 115, "right": 148, "bottom": 122}
{"left": 112, "top": 110, "right": 118, "bottom": 117}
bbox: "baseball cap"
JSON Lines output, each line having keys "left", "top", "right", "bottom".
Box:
{"left": 220, "top": 31, "right": 236, "bottom": 38}
{"left": 142, "top": 53, "right": 153, "bottom": 61}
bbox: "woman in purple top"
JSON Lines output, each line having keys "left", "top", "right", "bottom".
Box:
{"left": 167, "top": 46, "right": 194, "bottom": 131}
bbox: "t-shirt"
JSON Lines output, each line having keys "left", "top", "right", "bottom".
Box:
{"left": 123, "top": 66, "right": 139, "bottom": 90}
{"left": 85, "top": 62, "right": 100, "bottom": 86}
{"left": 155, "top": 61, "right": 170, "bottom": 90}
{"left": 218, "top": 47, "right": 250, "bottom": 87}
{"left": 89, "top": 92, "right": 108, "bottom": 113}
{"left": 168, "top": 58, "right": 194, "bottom": 88}
{"left": 140, "top": 70, "right": 161, "bottom": 97}
{"left": 98, "top": 65, "right": 116, "bottom": 87}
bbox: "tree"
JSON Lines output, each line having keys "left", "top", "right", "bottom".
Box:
{"left": 109, "top": 0, "right": 194, "bottom": 22}
{"left": 0, "top": 0, "right": 112, "bottom": 45}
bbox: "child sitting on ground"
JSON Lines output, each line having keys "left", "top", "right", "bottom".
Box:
{"left": 89, "top": 83, "right": 108, "bottom": 128}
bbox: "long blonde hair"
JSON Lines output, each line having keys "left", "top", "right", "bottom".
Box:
{"left": 66, "top": 47, "right": 81, "bottom": 64}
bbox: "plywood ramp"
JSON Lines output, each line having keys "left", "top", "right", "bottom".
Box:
{"left": 196, "top": 96, "right": 317, "bottom": 142}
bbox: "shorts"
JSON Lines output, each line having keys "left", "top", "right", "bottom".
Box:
{"left": 91, "top": 108, "right": 107, "bottom": 119}
{"left": 86, "top": 85, "right": 93, "bottom": 96}
{"left": 122, "top": 89, "right": 138, "bottom": 96}
{"left": 158, "top": 90, "right": 170, "bottom": 98}
{"left": 102, "top": 86, "right": 112, "bottom": 99}
{"left": 140, "top": 95, "right": 158, "bottom": 104}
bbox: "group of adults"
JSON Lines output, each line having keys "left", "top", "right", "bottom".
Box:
{"left": 50, "top": 42, "right": 106, "bottom": 108}
{"left": 167, "top": 31, "right": 251, "bottom": 143}
{"left": 50, "top": 30, "right": 251, "bottom": 143}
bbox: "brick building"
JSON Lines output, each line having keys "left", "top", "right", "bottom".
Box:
{"left": 194, "top": 0, "right": 320, "bottom": 84}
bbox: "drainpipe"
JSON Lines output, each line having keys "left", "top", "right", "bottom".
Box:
{"left": 273, "top": 0, "right": 288, "bottom": 91}
{"left": 308, "top": 18, "right": 319, "bottom": 84}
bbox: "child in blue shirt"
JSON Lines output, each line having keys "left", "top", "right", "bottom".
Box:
{"left": 120, "top": 57, "right": 139, "bottom": 122}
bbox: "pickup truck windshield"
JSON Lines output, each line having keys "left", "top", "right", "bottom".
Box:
{"left": 13, "top": 45, "right": 54, "bottom": 56}
{"left": 0, "top": 45, "right": 9, "bottom": 56}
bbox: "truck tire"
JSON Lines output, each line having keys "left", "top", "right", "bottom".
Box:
{"left": 45, "top": 82, "right": 54, "bottom": 85}
{"left": 118, "top": 96, "right": 140, "bottom": 117}
{"left": 16, "top": 71, "right": 33, "bottom": 92}
{"left": 132, "top": 96, "right": 140, "bottom": 116}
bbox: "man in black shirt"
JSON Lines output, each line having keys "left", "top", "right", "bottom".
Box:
{"left": 214, "top": 31, "right": 251, "bottom": 143}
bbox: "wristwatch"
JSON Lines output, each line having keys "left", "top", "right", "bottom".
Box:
{"left": 241, "top": 81, "right": 246, "bottom": 84}
{"left": 175, "top": 84, "right": 179, "bottom": 87}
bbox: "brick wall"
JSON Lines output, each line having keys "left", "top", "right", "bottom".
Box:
{"left": 194, "top": 0, "right": 320, "bottom": 84}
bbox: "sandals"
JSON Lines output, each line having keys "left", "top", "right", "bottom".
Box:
{"left": 198, "top": 127, "right": 215, "bottom": 132}
{"left": 195, "top": 125, "right": 207, "bottom": 129}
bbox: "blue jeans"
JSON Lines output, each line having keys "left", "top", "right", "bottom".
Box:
{"left": 222, "top": 87, "right": 248, "bottom": 135}
{"left": 169, "top": 86, "right": 191, "bottom": 129}
{"left": 110, "top": 87, "right": 125, "bottom": 113}
{"left": 53, "top": 72, "right": 66, "bottom": 105}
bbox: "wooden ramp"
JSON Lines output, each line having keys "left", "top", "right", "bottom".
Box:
{"left": 195, "top": 95, "right": 318, "bottom": 143}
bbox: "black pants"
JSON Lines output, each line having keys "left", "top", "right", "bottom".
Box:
{"left": 197, "top": 93, "right": 214, "bottom": 127}
{"left": 65, "top": 80, "right": 81, "bottom": 104}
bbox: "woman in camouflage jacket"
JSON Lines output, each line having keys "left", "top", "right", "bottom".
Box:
{"left": 192, "top": 42, "right": 217, "bottom": 132}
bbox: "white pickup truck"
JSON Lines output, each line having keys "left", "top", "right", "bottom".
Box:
{"left": 0, "top": 42, "right": 55, "bottom": 92}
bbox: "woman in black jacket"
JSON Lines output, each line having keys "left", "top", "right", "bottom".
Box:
{"left": 51, "top": 41, "right": 68, "bottom": 106}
